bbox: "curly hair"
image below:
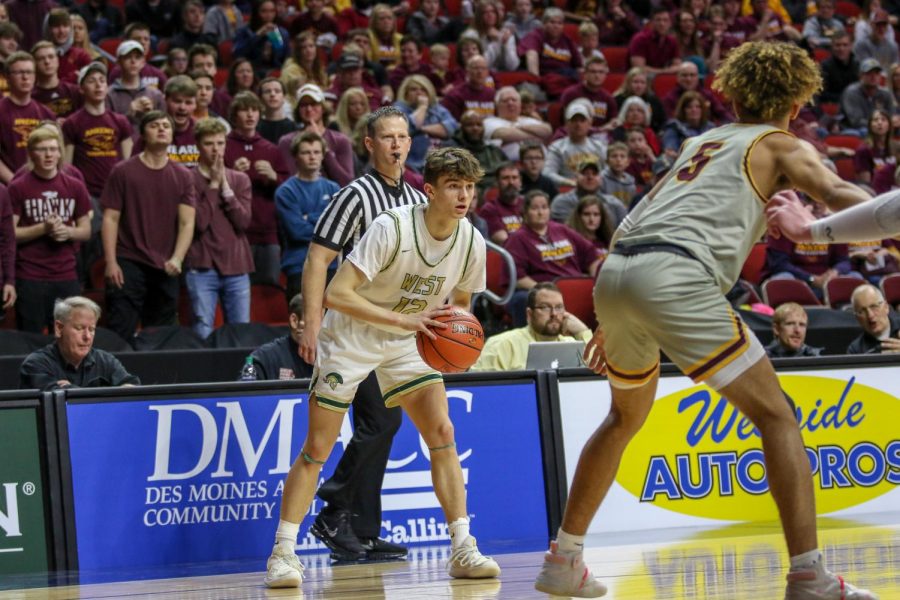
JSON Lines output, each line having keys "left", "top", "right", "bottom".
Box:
{"left": 712, "top": 41, "right": 821, "bottom": 122}
{"left": 424, "top": 147, "right": 485, "bottom": 186}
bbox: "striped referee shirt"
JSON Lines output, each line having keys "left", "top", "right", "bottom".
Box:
{"left": 313, "top": 171, "right": 428, "bottom": 260}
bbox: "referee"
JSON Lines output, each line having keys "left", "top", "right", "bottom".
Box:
{"left": 294, "top": 106, "right": 426, "bottom": 561}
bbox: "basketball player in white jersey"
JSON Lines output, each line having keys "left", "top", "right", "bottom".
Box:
{"left": 264, "top": 147, "right": 500, "bottom": 587}
{"left": 535, "top": 42, "right": 879, "bottom": 599}
{"left": 767, "top": 188, "right": 900, "bottom": 244}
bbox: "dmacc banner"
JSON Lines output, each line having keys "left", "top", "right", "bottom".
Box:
{"left": 65, "top": 382, "right": 548, "bottom": 574}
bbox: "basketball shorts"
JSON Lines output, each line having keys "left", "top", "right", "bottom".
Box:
{"left": 595, "top": 251, "right": 765, "bottom": 391}
{"left": 310, "top": 311, "right": 443, "bottom": 413}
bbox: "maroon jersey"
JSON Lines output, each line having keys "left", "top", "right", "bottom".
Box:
{"left": 479, "top": 196, "right": 524, "bottom": 239}
{"left": 225, "top": 131, "right": 289, "bottom": 246}
{"left": 440, "top": 82, "right": 496, "bottom": 121}
{"left": 33, "top": 81, "right": 82, "bottom": 118}
{"left": 133, "top": 120, "right": 199, "bottom": 167}
{"left": 9, "top": 170, "right": 91, "bottom": 281}
{"left": 559, "top": 84, "right": 619, "bottom": 126}
{"left": 627, "top": 28, "right": 680, "bottom": 69}
{"left": 58, "top": 46, "right": 92, "bottom": 85}
{"left": 0, "top": 184, "right": 14, "bottom": 287}
{"left": 62, "top": 108, "right": 133, "bottom": 196}
{"left": 100, "top": 156, "right": 196, "bottom": 269}
{"left": 0, "top": 98, "right": 56, "bottom": 173}
{"left": 519, "top": 29, "right": 583, "bottom": 73}
{"left": 505, "top": 221, "right": 599, "bottom": 282}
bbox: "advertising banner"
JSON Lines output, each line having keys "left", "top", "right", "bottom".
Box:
{"left": 65, "top": 382, "right": 548, "bottom": 576}
{"left": 0, "top": 405, "right": 50, "bottom": 575}
{"left": 558, "top": 367, "right": 900, "bottom": 534}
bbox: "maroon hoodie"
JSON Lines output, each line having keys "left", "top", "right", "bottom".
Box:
{"left": 225, "top": 130, "right": 289, "bottom": 245}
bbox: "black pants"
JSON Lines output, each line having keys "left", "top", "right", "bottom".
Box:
{"left": 106, "top": 258, "right": 179, "bottom": 340}
{"left": 16, "top": 278, "right": 82, "bottom": 333}
{"left": 316, "top": 371, "right": 403, "bottom": 538}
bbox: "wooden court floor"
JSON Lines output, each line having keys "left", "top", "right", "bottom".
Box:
{"left": 3, "top": 518, "right": 898, "bottom": 599}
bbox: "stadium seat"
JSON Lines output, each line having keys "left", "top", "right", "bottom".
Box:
{"left": 602, "top": 72, "right": 625, "bottom": 94}
{"left": 554, "top": 276, "right": 597, "bottom": 330}
{"left": 444, "top": 0, "right": 462, "bottom": 16}
{"left": 218, "top": 40, "right": 233, "bottom": 66}
{"left": 563, "top": 23, "right": 580, "bottom": 40}
{"left": 652, "top": 73, "right": 678, "bottom": 99}
{"left": 825, "top": 135, "right": 864, "bottom": 150}
{"left": 494, "top": 71, "right": 539, "bottom": 88}
{"left": 547, "top": 101, "right": 563, "bottom": 128}
{"left": 880, "top": 273, "right": 900, "bottom": 309}
{"left": 835, "top": 1, "right": 861, "bottom": 18}
{"left": 824, "top": 276, "right": 865, "bottom": 309}
{"left": 214, "top": 67, "right": 228, "bottom": 87}
{"left": 761, "top": 278, "right": 823, "bottom": 308}
{"left": 819, "top": 102, "right": 840, "bottom": 116}
{"left": 834, "top": 157, "right": 856, "bottom": 181}
{"left": 601, "top": 46, "right": 629, "bottom": 72}
{"left": 99, "top": 38, "right": 123, "bottom": 56}
{"left": 740, "top": 242, "right": 767, "bottom": 285}
{"left": 812, "top": 47, "right": 830, "bottom": 63}
{"left": 485, "top": 248, "right": 510, "bottom": 298}
{"left": 251, "top": 283, "right": 288, "bottom": 325}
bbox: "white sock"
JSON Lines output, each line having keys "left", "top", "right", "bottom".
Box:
{"left": 449, "top": 518, "right": 470, "bottom": 549}
{"left": 556, "top": 528, "right": 585, "bottom": 554}
{"left": 275, "top": 519, "right": 300, "bottom": 549}
{"left": 789, "top": 549, "right": 821, "bottom": 571}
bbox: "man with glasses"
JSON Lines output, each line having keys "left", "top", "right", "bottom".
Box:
{"left": 559, "top": 56, "right": 618, "bottom": 130}
{"left": 847, "top": 284, "right": 900, "bottom": 354}
{"left": 471, "top": 282, "right": 591, "bottom": 371}
{"left": 0, "top": 52, "right": 54, "bottom": 183}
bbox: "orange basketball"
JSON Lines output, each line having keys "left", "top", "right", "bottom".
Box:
{"left": 416, "top": 309, "right": 485, "bottom": 373}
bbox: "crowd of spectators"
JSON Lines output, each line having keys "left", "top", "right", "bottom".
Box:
{"left": 0, "top": 0, "right": 899, "bottom": 363}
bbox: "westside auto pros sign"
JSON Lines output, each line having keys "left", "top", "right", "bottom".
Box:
{"left": 64, "top": 382, "right": 548, "bottom": 576}
{"left": 558, "top": 367, "right": 900, "bottom": 534}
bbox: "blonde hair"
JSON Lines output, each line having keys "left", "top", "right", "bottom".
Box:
{"left": 27, "top": 124, "right": 62, "bottom": 151}
{"left": 772, "top": 302, "right": 806, "bottom": 326}
{"left": 334, "top": 86, "right": 371, "bottom": 137}
{"left": 398, "top": 74, "right": 437, "bottom": 107}
{"left": 713, "top": 41, "right": 821, "bottom": 122}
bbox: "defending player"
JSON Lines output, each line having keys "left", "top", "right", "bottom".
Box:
{"left": 767, "top": 188, "right": 900, "bottom": 244}
{"left": 264, "top": 147, "right": 500, "bottom": 587}
{"left": 535, "top": 42, "right": 879, "bottom": 599}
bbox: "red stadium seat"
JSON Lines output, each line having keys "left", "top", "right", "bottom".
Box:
{"left": 214, "top": 67, "right": 228, "bottom": 87}
{"left": 825, "top": 135, "right": 864, "bottom": 150}
{"left": 601, "top": 46, "right": 629, "bottom": 72}
{"left": 835, "top": 1, "right": 861, "bottom": 18}
{"left": 554, "top": 276, "right": 597, "bottom": 330}
{"left": 880, "top": 273, "right": 900, "bottom": 309}
{"left": 494, "top": 71, "right": 540, "bottom": 88}
{"left": 824, "top": 276, "right": 865, "bottom": 309}
{"left": 563, "top": 23, "right": 580, "bottom": 41}
{"left": 547, "top": 101, "right": 563, "bottom": 128}
{"left": 99, "top": 38, "right": 123, "bottom": 56}
{"left": 218, "top": 40, "right": 233, "bottom": 66}
{"left": 602, "top": 72, "right": 625, "bottom": 94}
{"left": 819, "top": 102, "right": 840, "bottom": 116}
{"left": 444, "top": 0, "right": 462, "bottom": 16}
{"left": 812, "top": 47, "right": 830, "bottom": 63}
{"left": 251, "top": 284, "right": 288, "bottom": 325}
{"left": 485, "top": 249, "right": 510, "bottom": 297}
{"left": 740, "top": 242, "right": 767, "bottom": 285}
{"left": 652, "top": 73, "right": 678, "bottom": 99}
{"left": 834, "top": 157, "right": 856, "bottom": 181}
{"left": 762, "top": 278, "right": 823, "bottom": 308}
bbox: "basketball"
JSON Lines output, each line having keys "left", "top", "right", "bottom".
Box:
{"left": 416, "top": 309, "right": 485, "bottom": 373}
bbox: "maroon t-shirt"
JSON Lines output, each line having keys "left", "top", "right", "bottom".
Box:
{"left": 133, "top": 121, "right": 199, "bottom": 167}
{"left": 626, "top": 154, "right": 655, "bottom": 187}
{"left": 58, "top": 47, "right": 92, "bottom": 85}
{"left": 440, "top": 82, "right": 497, "bottom": 121}
{"left": 519, "top": 29, "right": 583, "bottom": 73}
{"left": 0, "top": 97, "right": 56, "bottom": 173}
{"left": 559, "top": 84, "right": 619, "bottom": 126}
{"left": 225, "top": 131, "right": 290, "bottom": 246}
{"left": 100, "top": 156, "right": 197, "bottom": 269}
{"left": 627, "top": 28, "right": 680, "bottom": 69}
{"left": 854, "top": 143, "right": 894, "bottom": 180}
{"left": 33, "top": 81, "right": 82, "bottom": 118}
{"left": 62, "top": 108, "right": 134, "bottom": 196}
{"left": 478, "top": 196, "right": 524, "bottom": 239}
{"left": 108, "top": 63, "right": 167, "bottom": 90}
{"left": 766, "top": 235, "right": 851, "bottom": 277}
{"left": 0, "top": 184, "right": 14, "bottom": 287}
{"left": 9, "top": 170, "right": 91, "bottom": 281}
{"left": 505, "top": 221, "right": 600, "bottom": 282}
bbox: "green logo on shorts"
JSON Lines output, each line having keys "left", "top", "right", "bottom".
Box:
{"left": 324, "top": 372, "right": 344, "bottom": 390}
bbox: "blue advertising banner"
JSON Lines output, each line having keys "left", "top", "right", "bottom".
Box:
{"left": 65, "top": 382, "right": 548, "bottom": 576}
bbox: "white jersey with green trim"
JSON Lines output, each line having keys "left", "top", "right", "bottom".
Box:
{"left": 616, "top": 123, "right": 783, "bottom": 292}
{"left": 337, "top": 203, "right": 487, "bottom": 336}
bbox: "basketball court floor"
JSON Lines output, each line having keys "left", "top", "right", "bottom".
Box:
{"left": 4, "top": 514, "right": 898, "bottom": 599}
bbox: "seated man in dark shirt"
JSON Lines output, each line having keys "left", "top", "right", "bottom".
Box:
{"left": 764, "top": 302, "right": 823, "bottom": 358}
{"left": 19, "top": 296, "right": 139, "bottom": 390}
{"left": 243, "top": 294, "right": 313, "bottom": 380}
{"left": 847, "top": 284, "right": 900, "bottom": 354}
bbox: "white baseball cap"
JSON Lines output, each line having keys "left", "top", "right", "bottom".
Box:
{"left": 116, "top": 40, "right": 145, "bottom": 58}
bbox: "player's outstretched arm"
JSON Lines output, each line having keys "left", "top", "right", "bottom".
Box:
{"left": 768, "top": 135, "right": 871, "bottom": 211}
{"left": 324, "top": 260, "right": 453, "bottom": 339}
{"left": 768, "top": 188, "right": 900, "bottom": 243}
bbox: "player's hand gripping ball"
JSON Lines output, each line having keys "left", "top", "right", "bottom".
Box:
{"left": 416, "top": 309, "right": 485, "bottom": 373}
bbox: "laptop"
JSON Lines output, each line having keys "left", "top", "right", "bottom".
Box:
{"left": 525, "top": 341, "right": 586, "bottom": 370}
